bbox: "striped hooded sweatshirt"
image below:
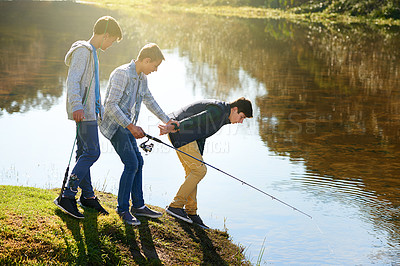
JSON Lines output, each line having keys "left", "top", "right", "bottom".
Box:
{"left": 65, "top": 41, "right": 104, "bottom": 121}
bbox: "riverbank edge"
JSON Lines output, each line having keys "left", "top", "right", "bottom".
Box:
{"left": 0, "top": 185, "right": 250, "bottom": 265}
{"left": 83, "top": 0, "right": 400, "bottom": 26}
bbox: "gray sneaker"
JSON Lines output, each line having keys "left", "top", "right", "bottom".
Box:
{"left": 165, "top": 206, "right": 193, "bottom": 223}
{"left": 131, "top": 206, "right": 162, "bottom": 218}
{"left": 117, "top": 210, "right": 141, "bottom": 226}
{"left": 188, "top": 214, "right": 209, "bottom": 229}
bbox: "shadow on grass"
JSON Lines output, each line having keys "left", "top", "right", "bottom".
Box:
{"left": 56, "top": 209, "right": 87, "bottom": 265}
{"left": 124, "top": 217, "right": 162, "bottom": 265}
{"left": 176, "top": 218, "right": 228, "bottom": 265}
{"left": 56, "top": 208, "right": 122, "bottom": 265}
{"left": 82, "top": 209, "right": 121, "bottom": 264}
{"left": 56, "top": 206, "right": 163, "bottom": 265}
{"left": 137, "top": 217, "right": 162, "bottom": 264}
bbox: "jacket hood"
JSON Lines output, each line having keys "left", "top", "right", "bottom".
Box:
{"left": 64, "top": 40, "right": 93, "bottom": 66}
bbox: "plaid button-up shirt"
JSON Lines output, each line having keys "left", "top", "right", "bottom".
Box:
{"left": 99, "top": 60, "right": 170, "bottom": 140}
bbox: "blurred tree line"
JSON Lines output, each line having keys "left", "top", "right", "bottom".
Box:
{"left": 170, "top": 0, "right": 400, "bottom": 19}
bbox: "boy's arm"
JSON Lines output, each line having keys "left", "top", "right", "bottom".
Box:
{"left": 67, "top": 48, "right": 89, "bottom": 115}
{"left": 159, "top": 105, "right": 222, "bottom": 135}
{"left": 105, "top": 69, "right": 132, "bottom": 128}
{"left": 180, "top": 105, "right": 223, "bottom": 132}
{"left": 142, "top": 85, "right": 171, "bottom": 124}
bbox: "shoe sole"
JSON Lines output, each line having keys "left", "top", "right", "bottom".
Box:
{"left": 133, "top": 213, "right": 163, "bottom": 219}
{"left": 53, "top": 198, "right": 84, "bottom": 219}
{"left": 124, "top": 219, "right": 141, "bottom": 226}
{"left": 193, "top": 223, "right": 210, "bottom": 230}
{"left": 165, "top": 208, "right": 193, "bottom": 223}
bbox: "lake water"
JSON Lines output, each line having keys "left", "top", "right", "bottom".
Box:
{"left": 1, "top": 2, "right": 400, "bottom": 264}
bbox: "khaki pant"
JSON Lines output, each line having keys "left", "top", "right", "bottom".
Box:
{"left": 169, "top": 141, "right": 207, "bottom": 215}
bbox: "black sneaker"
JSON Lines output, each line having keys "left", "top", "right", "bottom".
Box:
{"left": 131, "top": 206, "right": 162, "bottom": 218}
{"left": 54, "top": 196, "right": 84, "bottom": 219}
{"left": 117, "top": 210, "right": 141, "bottom": 226}
{"left": 78, "top": 196, "right": 109, "bottom": 215}
{"left": 165, "top": 206, "right": 193, "bottom": 223}
{"left": 188, "top": 214, "right": 209, "bottom": 229}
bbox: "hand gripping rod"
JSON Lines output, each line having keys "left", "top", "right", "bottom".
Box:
{"left": 145, "top": 134, "right": 312, "bottom": 219}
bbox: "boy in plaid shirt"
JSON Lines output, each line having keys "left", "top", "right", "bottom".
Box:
{"left": 100, "top": 43, "right": 178, "bottom": 225}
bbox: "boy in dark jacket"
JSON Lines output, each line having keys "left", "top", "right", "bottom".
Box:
{"left": 159, "top": 97, "right": 253, "bottom": 229}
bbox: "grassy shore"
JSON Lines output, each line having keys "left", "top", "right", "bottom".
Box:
{"left": 84, "top": 0, "right": 400, "bottom": 26}
{"left": 0, "top": 185, "right": 249, "bottom": 265}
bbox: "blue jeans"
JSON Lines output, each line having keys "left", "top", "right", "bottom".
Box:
{"left": 111, "top": 126, "right": 144, "bottom": 212}
{"left": 64, "top": 121, "right": 100, "bottom": 199}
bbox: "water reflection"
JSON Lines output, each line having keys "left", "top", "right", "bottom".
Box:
{"left": 2, "top": 1, "right": 400, "bottom": 263}
{"left": 0, "top": 2, "right": 120, "bottom": 115}
{"left": 255, "top": 18, "right": 400, "bottom": 255}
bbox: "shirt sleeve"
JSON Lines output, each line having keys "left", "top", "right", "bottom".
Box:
{"left": 66, "top": 48, "right": 89, "bottom": 112}
{"left": 105, "top": 69, "right": 132, "bottom": 128}
{"left": 178, "top": 105, "right": 223, "bottom": 133}
{"left": 142, "top": 81, "right": 170, "bottom": 123}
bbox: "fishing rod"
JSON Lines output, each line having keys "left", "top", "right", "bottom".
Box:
{"left": 141, "top": 134, "right": 313, "bottom": 219}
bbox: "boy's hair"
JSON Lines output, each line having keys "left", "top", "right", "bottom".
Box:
{"left": 93, "top": 16, "right": 123, "bottom": 41}
{"left": 137, "top": 43, "right": 165, "bottom": 62}
{"left": 230, "top": 97, "right": 253, "bottom": 118}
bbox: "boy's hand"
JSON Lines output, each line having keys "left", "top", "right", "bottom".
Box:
{"left": 158, "top": 120, "right": 180, "bottom": 135}
{"left": 158, "top": 124, "right": 172, "bottom": 135}
{"left": 167, "top": 119, "right": 180, "bottom": 131}
{"left": 73, "top": 109, "right": 85, "bottom": 123}
{"left": 127, "top": 124, "right": 145, "bottom": 139}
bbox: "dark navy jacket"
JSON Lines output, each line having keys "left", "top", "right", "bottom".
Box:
{"left": 168, "top": 100, "right": 231, "bottom": 154}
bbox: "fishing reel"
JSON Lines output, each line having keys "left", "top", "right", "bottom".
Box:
{"left": 139, "top": 137, "right": 154, "bottom": 154}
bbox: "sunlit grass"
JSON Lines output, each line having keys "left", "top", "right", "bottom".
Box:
{"left": 0, "top": 185, "right": 250, "bottom": 265}
{"left": 83, "top": 0, "right": 400, "bottom": 26}
{"left": 256, "top": 237, "right": 266, "bottom": 266}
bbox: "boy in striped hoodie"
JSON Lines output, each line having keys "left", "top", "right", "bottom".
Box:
{"left": 54, "top": 16, "right": 122, "bottom": 219}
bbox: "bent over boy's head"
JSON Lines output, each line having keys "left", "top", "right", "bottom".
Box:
{"left": 137, "top": 43, "right": 165, "bottom": 62}
{"left": 93, "top": 16, "right": 123, "bottom": 41}
{"left": 230, "top": 97, "right": 253, "bottom": 118}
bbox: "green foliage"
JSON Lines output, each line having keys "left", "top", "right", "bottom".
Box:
{"left": 289, "top": 0, "right": 400, "bottom": 19}
{"left": 292, "top": 0, "right": 331, "bottom": 13}
{"left": 263, "top": 0, "right": 308, "bottom": 9}
{"left": 370, "top": 1, "right": 400, "bottom": 19}
{"left": 162, "top": 0, "right": 400, "bottom": 19}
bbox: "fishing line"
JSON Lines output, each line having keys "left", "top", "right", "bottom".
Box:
{"left": 142, "top": 134, "right": 340, "bottom": 259}
{"left": 141, "top": 134, "right": 339, "bottom": 258}
{"left": 57, "top": 18, "right": 110, "bottom": 202}
{"left": 313, "top": 220, "right": 335, "bottom": 255}
{"left": 141, "top": 133, "right": 313, "bottom": 219}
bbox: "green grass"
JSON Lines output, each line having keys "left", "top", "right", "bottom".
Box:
{"left": 85, "top": 0, "right": 400, "bottom": 26}
{"left": 0, "top": 185, "right": 249, "bottom": 265}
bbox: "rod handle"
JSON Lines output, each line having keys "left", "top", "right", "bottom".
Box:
{"left": 145, "top": 134, "right": 163, "bottom": 143}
